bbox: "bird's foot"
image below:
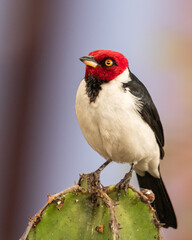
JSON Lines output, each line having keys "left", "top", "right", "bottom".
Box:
{"left": 78, "top": 170, "right": 101, "bottom": 190}
{"left": 78, "top": 159, "right": 112, "bottom": 191}
{"left": 115, "top": 163, "right": 134, "bottom": 200}
{"left": 78, "top": 160, "right": 112, "bottom": 203}
{"left": 78, "top": 170, "right": 101, "bottom": 204}
{"left": 116, "top": 172, "right": 131, "bottom": 200}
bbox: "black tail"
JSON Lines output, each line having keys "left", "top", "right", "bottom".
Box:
{"left": 136, "top": 172, "right": 177, "bottom": 228}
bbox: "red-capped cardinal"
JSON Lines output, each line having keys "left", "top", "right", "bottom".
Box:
{"left": 75, "top": 50, "right": 177, "bottom": 228}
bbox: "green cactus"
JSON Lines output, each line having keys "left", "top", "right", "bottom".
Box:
{"left": 20, "top": 175, "right": 161, "bottom": 240}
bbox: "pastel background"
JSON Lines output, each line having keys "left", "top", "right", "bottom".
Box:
{"left": 0, "top": 1, "right": 191, "bottom": 239}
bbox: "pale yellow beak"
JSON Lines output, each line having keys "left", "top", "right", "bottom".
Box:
{"left": 79, "top": 56, "right": 98, "bottom": 68}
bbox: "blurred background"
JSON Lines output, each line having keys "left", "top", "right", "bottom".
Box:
{"left": 0, "top": 0, "right": 191, "bottom": 239}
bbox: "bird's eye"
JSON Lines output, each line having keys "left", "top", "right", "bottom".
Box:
{"left": 105, "top": 59, "right": 113, "bottom": 67}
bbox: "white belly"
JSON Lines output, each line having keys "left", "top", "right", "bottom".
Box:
{"left": 75, "top": 70, "right": 160, "bottom": 177}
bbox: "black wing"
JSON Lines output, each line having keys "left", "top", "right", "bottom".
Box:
{"left": 123, "top": 70, "right": 164, "bottom": 159}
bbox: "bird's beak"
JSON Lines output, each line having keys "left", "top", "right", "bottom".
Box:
{"left": 79, "top": 56, "right": 98, "bottom": 68}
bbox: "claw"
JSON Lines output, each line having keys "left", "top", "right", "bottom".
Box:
{"left": 116, "top": 177, "right": 130, "bottom": 200}
{"left": 78, "top": 171, "right": 101, "bottom": 189}
{"left": 115, "top": 163, "right": 135, "bottom": 200}
{"left": 78, "top": 159, "right": 112, "bottom": 190}
{"left": 78, "top": 171, "right": 101, "bottom": 204}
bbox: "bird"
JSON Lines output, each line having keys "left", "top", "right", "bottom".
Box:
{"left": 75, "top": 49, "right": 177, "bottom": 229}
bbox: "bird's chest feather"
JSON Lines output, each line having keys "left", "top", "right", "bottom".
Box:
{"left": 75, "top": 73, "right": 158, "bottom": 163}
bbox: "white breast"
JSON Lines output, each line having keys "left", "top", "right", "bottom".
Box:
{"left": 75, "top": 69, "right": 160, "bottom": 178}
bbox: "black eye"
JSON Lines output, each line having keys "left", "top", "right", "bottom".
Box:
{"left": 105, "top": 59, "right": 113, "bottom": 67}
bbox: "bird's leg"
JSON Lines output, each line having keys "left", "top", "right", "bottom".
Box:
{"left": 78, "top": 159, "right": 112, "bottom": 190}
{"left": 116, "top": 163, "right": 135, "bottom": 200}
